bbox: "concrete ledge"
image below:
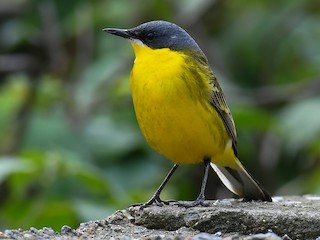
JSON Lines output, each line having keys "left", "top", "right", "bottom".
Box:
{"left": 2, "top": 196, "right": 320, "bottom": 239}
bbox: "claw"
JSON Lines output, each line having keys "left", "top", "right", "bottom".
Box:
{"left": 131, "top": 195, "right": 178, "bottom": 210}
{"left": 175, "top": 197, "right": 209, "bottom": 208}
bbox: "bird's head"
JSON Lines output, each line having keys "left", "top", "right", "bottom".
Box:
{"left": 103, "top": 20, "right": 206, "bottom": 60}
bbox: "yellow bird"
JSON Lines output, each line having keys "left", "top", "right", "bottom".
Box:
{"left": 103, "top": 20, "right": 272, "bottom": 207}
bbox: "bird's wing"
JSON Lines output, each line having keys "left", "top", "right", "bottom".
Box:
{"left": 208, "top": 72, "right": 238, "bottom": 156}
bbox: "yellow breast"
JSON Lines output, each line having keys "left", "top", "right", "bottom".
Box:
{"left": 130, "top": 43, "right": 234, "bottom": 166}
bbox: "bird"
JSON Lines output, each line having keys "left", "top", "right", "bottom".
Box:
{"left": 103, "top": 20, "right": 272, "bottom": 208}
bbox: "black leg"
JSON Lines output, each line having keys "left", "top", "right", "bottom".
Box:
{"left": 179, "top": 158, "right": 210, "bottom": 208}
{"left": 133, "top": 164, "right": 179, "bottom": 210}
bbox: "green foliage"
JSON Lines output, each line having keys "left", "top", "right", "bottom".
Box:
{"left": 0, "top": 0, "right": 319, "bottom": 231}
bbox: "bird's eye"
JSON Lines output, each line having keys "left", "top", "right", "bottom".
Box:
{"left": 145, "top": 32, "right": 155, "bottom": 42}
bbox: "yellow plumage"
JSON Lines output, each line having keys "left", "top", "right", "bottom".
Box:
{"left": 130, "top": 43, "right": 237, "bottom": 168}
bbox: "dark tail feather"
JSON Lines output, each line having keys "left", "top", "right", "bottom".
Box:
{"left": 210, "top": 159, "right": 272, "bottom": 202}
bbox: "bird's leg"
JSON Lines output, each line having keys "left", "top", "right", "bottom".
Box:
{"left": 178, "top": 158, "right": 210, "bottom": 208}
{"left": 131, "top": 164, "right": 179, "bottom": 210}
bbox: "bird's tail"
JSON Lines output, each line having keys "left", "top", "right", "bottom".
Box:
{"left": 210, "top": 158, "right": 272, "bottom": 202}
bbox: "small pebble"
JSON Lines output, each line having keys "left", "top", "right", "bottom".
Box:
{"left": 23, "top": 233, "right": 35, "bottom": 239}
{"left": 4, "top": 229, "right": 20, "bottom": 238}
{"left": 29, "top": 227, "right": 38, "bottom": 234}
{"left": 41, "top": 227, "right": 55, "bottom": 235}
{"left": 282, "top": 234, "right": 293, "bottom": 240}
{"left": 244, "top": 232, "right": 282, "bottom": 240}
{"left": 61, "top": 225, "right": 76, "bottom": 235}
{"left": 192, "top": 232, "right": 222, "bottom": 240}
{"left": 133, "top": 226, "right": 146, "bottom": 234}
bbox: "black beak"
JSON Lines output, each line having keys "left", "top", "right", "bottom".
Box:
{"left": 103, "top": 28, "right": 132, "bottom": 39}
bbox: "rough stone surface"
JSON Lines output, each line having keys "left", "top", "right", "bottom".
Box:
{"left": 0, "top": 196, "right": 319, "bottom": 239}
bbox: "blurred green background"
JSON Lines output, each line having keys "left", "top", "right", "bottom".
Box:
{"left": 0, "top": 0, "right": 319, "bottom": 232}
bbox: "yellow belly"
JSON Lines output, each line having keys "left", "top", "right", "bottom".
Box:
{"left": 130, "top": 44, "right": 235, "bottom": 167}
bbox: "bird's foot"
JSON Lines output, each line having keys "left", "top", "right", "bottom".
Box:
{"left": 174, "top": 196, "right": 209, "bottom": 208}
{"left": 131, "top": 195, "right": 178, "bottom": 210}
